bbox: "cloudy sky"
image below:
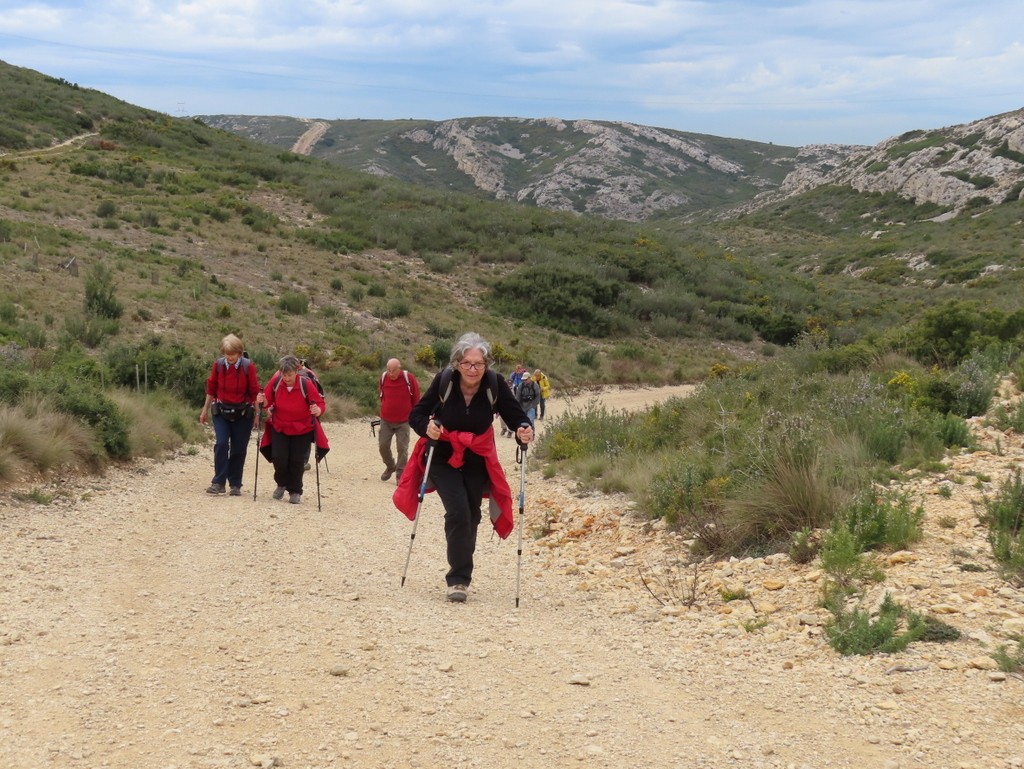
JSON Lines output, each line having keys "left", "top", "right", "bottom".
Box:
{"left": 1, "top": 0, "right": 1021, "bottom": 147}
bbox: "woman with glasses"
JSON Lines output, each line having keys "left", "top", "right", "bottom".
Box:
{"left": 398, "top": 332, "right": 534, "bottom": 603}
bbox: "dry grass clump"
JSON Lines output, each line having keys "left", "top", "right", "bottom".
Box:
{"left": 0, "top": 400, "right": 104, "bottom": 482}
{"left": 108, "top": 390, "right": 205, "bottom": 459}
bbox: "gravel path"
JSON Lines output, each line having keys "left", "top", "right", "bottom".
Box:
{"left": 2, "top": 385, "right": 1023, "bottom": 769}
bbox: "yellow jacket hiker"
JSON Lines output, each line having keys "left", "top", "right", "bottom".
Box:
{"left": 533, "top": 370, "right": 551, "bottom": 418}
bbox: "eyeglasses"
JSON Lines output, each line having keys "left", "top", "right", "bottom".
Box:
{"left": 459, "top": 361, "right": 486, "bottom": 371}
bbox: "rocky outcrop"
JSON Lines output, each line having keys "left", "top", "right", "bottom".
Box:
{"left": 397, "top": 117, "right": 794, "bottom": 221}
{"left": 200, "top": 108, "right": 1024, "bottom": 222}
{"left": 753, "top": 109, "right": 1024, "bottom": 217}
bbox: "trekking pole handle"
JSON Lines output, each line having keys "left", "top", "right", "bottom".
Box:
{"left": 425, "top": 418, "right": 442, "bottom": 444}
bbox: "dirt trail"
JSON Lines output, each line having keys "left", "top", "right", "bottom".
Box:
{"left": 291, "top": 122, "right": 328, "bottom": 156}
{"left": 2, "top": 384, "right": 1023, "bottom": 769}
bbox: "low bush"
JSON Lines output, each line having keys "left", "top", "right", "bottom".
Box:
{"left": 824, "top": 593, "right": 926, "bottom": 656}
{"left": 835, "top": 489, "right": 924, "bottom": 552}
{"left": 979, "top": 469, "right": 1024, "bottom": 584}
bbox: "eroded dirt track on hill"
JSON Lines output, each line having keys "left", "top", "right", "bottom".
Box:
{"left": 2, "top": 385, "right": 1023, "bottom": 769}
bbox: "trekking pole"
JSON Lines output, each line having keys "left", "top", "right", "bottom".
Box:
{"left": 515, "top": 438, "right": 528, "bottom": 608}
{"left": 314, "top": 417, "right": 323, "bottom": 512}
{"left": 401, "top": 423, "right": 439, "bottom": 587}
{"left": 252, "top": 407, "right": 265, "bottom": 502}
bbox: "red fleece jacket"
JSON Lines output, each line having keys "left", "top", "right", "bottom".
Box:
{"left": 392, "top": 426, "right": 514, "bottom": 539}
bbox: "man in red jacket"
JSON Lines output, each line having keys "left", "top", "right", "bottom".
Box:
{"left": 378, "top": 358, "right": 420, "bottom": 482}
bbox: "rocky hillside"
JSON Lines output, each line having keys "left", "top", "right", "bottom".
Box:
{"left": 202, "top": 109, "right": 1024, "bottom": 222}
{"left": 198, "top": 114, "right": 829, "bottom": 221}
{"left": 749, "top": 108, "right": 1024, "bottom": 217}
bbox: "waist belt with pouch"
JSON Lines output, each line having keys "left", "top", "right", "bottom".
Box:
{"left": 212, "top": 402, "right": 253, "bottom": 421}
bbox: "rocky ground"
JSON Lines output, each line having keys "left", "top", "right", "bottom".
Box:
{"left": 2, "top": 385, "right": 1023, "bottom": 769}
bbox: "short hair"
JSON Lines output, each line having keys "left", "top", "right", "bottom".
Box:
{"left": 279, "top": 354, "right": 301, "bottom": 373}
{"left": 449, "top": 332, "right": 492, "bottom": 367}
{"left": 220, "top": 333, "right": 244, "bottom": 355}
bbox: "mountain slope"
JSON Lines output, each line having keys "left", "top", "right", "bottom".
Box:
{"left": 745, "top": 109, "right": 1024, "bottom": 217}
{"left": 201, "top": 109, "right": 1024, "bottom": 225}
{"left": 198, "top": 114, "right": 834, "bottom": 221}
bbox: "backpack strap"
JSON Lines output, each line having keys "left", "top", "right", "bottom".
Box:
{"left": 215, "top": 355, "right": 250, "bottom": 401}
{"left": 272, "top": 371, "right": 309, "bottom": 403}
{"left": 218, "top": 355, "right": 250, "bottom": 374}
{"left": 381, "top": 369, "right": 414, "bottom": 398}
{"left": 438, "top": 366, "right": 497, "bottom": 409}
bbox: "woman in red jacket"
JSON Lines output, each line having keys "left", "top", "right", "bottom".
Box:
{"left": 256, "top": 355, "right": 326, "bottom": 504}
{"left": 199, "top": 334, "right": 260, "bottom": 496}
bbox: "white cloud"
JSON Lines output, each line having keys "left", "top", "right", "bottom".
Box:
{"left": 0, "top": 0, "right": 1021, "bottom": 145}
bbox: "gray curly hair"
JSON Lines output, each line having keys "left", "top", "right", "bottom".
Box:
{"left": 278, "top": 354, "right": 301, "bottom": 373}
{"left": 448, "top": 332, "right": 492, "bottom": 368}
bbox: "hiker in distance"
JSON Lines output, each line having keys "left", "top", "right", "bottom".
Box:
{"left": 533, "top": 369, "right": 551, "bottom": 419}
{"left": 378, "top": 357, "right": 421, "bottom": 483}
{"left": 395, "top": 332, "right": 534, "bottom": 603}
{"left": 499, "top": 364, "right": 527, "bottom": 438}
{"left": 255, "top": 355, "right": 327, "bottom": 505}
{"left": 516, "top": 370, "right": 541, "bottom": 428}
{"left": 199, "top": 333, "right": 260, "bottom": 496}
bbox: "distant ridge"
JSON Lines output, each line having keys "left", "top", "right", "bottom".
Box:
{"left": 200, "top": 111, "right": 1024, "bottom": 222}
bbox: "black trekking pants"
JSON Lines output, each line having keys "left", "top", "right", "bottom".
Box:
{"left": 270, "top": 429, "right": 313, "bottom": 495}
{"left": 428, "top": 451, "right": 486, "bottom": 587}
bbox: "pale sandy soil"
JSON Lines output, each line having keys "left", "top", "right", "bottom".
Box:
{"left": 2, "top": 384, "right": 1023, "bottom": 769}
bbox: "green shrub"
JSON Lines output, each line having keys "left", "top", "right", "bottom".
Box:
{"left": 104, "top": 338, "right": 209, "bottom": 406}
{"left": 789, "top": 527, "right": 819, "bottom": 564}
{"left": 0, "top": 367, "right": 31, "bottom": 405}
{"left": 430, "top": 340, "right": 451, "bottom": 367}
{"left": 989, "top": 400, "right": 1024, "bottom": 433}
{"left": 279, "top": 291, "right": 309, "bottom": 315}
{"left": 836, "top": 489, "right": 924, "bottom": 552}
{"left": 62, "top": 313, "right": 120, "bottom": 348}
{"left": 991, "top": 637, "right": 1024, "bottom": 673}
{"left": 317, "top": 367, "right": 379, "bottom": 411}
{"left": 577, "top": 348, "right": 599, "bottom": 368}
{"left": 819, "top": 525, "right": 884, "bottom": 592}
{"left": 377, "top": 300, "right": 410, "bottom": 319}
{"left": 491, "top": 266, "right": 620, "bottom": 337}
{"left": 84, "top": 263, "right": 124, "bottom": 319}
{"left": 979, "top": 469, "right": 1024, "bottom": 584}
{"left": 824, "top": 593, "right": 926, "bottom": 656}
{"left": 43, "top": 379, "right": 131, "bottom": 459}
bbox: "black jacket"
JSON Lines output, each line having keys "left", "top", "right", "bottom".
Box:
{"left": 410, "top": 368, "right": 529, "bottom": 463}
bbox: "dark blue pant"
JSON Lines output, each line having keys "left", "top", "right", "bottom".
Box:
{"left": 211, "top": 414, "right": 253, "bottom": 488}
{"left": 428, "top": 452, "right": 486, "bottom": 587}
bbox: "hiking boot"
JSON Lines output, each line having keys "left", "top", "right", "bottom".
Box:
{"left": 380, "top": 467, "right": 395, "bottom": 481}
{"left": 229, "top": 486, "right": 242, "bottom": 496}
{"left": 288, "top": 493, "right": 301, "bottom": 505}
{"left": 395, "top": 468, "right": 404, "bottom": 482}
{"left": 446, "top": 584, "right": 468, "bottom": 603}
{"left": 272, "top": 486, "right": 286, "bottom": 500}
{"left": 303, "top": 463, "right": 311, "bottom": 472}
{"left": 206, "top": 483, "right": 226, "bottom": 494}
